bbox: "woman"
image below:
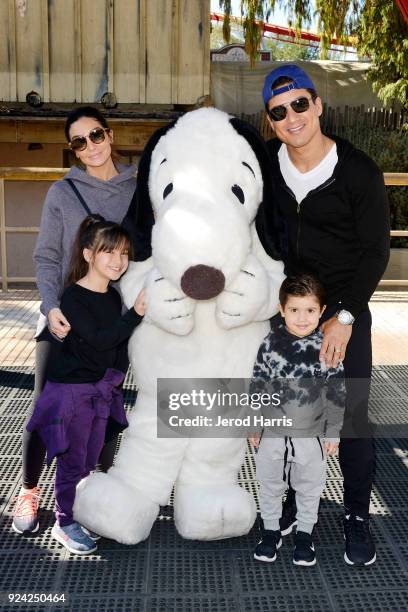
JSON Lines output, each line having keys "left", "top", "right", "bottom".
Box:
{"left": 12, "top": 106, "right": 152, "bottom": 535}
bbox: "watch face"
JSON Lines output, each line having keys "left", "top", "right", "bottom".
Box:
{"left": 338, "top": 310, "right": 353, "bottom": 324}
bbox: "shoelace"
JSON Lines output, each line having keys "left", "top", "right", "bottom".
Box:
{"left": 13, "top": 488, "right": 41, "bottom": 517}
{"left": 345, "top": 516, "right": 369, "bottom": 542}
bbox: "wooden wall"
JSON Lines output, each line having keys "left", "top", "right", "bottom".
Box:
{"left": 0, "top": 0, "right": 210, "bottom": 105}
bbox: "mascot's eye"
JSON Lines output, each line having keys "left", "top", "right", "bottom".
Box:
{"left": 231, "top": 184, "right": 245, "bottom": 204}
{"left": 163, "top": 183, "right": 173, "bottom": 199}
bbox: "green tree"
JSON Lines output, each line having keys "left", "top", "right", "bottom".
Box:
{"left": 218, "top": 1, "right": 408, "bottom": 109}
{"left": 357, "top": 0, "right": 408, "bottom": 110}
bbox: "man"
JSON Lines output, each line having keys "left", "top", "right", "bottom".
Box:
{"left": 256, "top": 64, "right": 390, "bottom": 566}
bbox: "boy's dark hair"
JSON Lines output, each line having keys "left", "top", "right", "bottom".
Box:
{"left": 64, "top": 106, "right": 110, "bottom": 141}
{"left": 66, "top": 214, "right": 132, "bottom": 285}
{"left": 279, "top": 274, "right": 326, "bottom": 308}
{"left": 265, "top": 76, "right": 317, "bottom": 114}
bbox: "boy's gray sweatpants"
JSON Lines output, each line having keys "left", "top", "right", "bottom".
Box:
{"left": 256, "top": 436, "right": 326, "bottom": 534}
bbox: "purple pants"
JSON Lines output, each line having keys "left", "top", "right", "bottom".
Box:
{"left": 55, "top": 405, "right": 107, "bottom": 527}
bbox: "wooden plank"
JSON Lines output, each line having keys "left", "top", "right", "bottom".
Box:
{"left": 107, "top": 0, "right": 114, "bottom": 94}
{"left": 384, "top": 173, "right": 408, "bottom": 186}
{"left": 40, "top": 0, "right": 50, "bottom": 103}
{"left": 6, "top": 0, "right": 17, "bottom": 101}
{"left": 145, "top": 0, "right": 172, "bottom": 103}
{"left": 15, "top": 0, "right": 43, "bottom": 101}
{"left": 48, "top": 0, "right": 76, "bottom": 102}
{"left": 0, "top": 179, "right": 7, "bottom": 290}
{"left": 171, "top": 0, "right": 180, "bottom": 104}
{"left": 74, "top": 0, "right": 82, "bottom": 101}
{"left": 0, "top": 2, "right": 10, "bottom": 100}
{"left": 138, "top": 0, "right": 147, "bottom": 104}
{"left": 202, "top": 0, "right": 211, "bottom": 101}
{"left": 0, "top": 168, "right": 68, "bottom": 181}
{"left": 0, "top": 117, "right": 171, "bottom": 146}
{"left": 176, "top": 0, "right": 210, "bottom": 104}
{"left": 113, "top": 0, "right": 140, "bottom": 102}
{"left": 5, "top": 227, "right": 39, "bottom": 233}
{"left": 80, "top": 0, "right": 108, "bottom": 102}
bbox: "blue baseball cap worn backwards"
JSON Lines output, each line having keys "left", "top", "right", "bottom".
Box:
{"left": 262, "top": 64, "right": 316, "bottom": 105}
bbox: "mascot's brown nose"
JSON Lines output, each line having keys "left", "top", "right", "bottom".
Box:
{"left": 181, "top": 265, "right": 225, "bottom": 300}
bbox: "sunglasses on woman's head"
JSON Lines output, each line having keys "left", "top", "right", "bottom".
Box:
{"left": 267, "top": 96, "right": 313, "bottom": 122}
{"left": 69, "top": 127, "right": 110, "bottom": 152}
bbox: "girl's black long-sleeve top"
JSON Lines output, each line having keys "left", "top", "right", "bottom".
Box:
{"left": 47, "top": 283, "right": 142, "bottom": 384}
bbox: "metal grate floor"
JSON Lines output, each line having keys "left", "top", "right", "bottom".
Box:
{"left": 0, "top": 366, "right": 407, "bottom": 612}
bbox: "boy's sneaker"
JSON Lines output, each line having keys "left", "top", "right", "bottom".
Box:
{"left": 51, "top": 521, "right": 97, "bottom": 555}
{"left": 81, "top": 525, "right": 101, "bottom": 541}
{"left": 280, "top": 488, "right": 297, "bottom": 536}
{"left": 293, "top": 531, "right": 316, "bottom": 566}
{"left": 12, "top": 487, "right": 41, "bottom": 534}
{"left": 254, "top": 527, "right": 282, "bottom": 563}
{"left": 343, "top": 514, "right": 376, "bottom": 566}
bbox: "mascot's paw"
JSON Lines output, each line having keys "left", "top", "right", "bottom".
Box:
{"left": 215, "top": 254, "right": 268, "bottom": 329}
{"left": 174, "top": 483, "right": 256, "bottom": 540}
{"left": 73, "top": 472, "right": 159, "bottom": 545}
{"left": 145, "top": 268, "right": 196, "bottom": 335}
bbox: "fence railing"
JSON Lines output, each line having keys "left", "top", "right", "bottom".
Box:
{"left": 0, "top": 167, "right": 407, "bottom": 291}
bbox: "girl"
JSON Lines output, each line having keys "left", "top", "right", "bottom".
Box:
{"left": 26, "top": 215, "right": 145, "bottom": 554}
{"left": 13, "top": 106, "right": 153, "bottom": 535}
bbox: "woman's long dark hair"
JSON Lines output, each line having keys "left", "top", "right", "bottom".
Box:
{"left": 64, "top": 106, "right": 110, "bottom": 141}
{"left": 66, "top": 215, "right": 132, "bottom": 285}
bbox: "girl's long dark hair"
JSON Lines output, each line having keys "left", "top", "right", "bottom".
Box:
{"left": 66, "top": 215, "right": 132, "bottom": 285}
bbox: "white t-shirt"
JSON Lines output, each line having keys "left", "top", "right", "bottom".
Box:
{"left": 278, "top": 142, "right": 338, "bottom": 204}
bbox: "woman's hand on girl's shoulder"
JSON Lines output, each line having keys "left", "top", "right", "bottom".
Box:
{"left": 134, "top": 289, "right": 146, "bottom": 317}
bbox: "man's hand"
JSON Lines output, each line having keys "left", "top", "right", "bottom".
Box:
{"left": 320, "top": 316, "right": 352, "bottom": 368}
{"left": 248, "top": 433, "right": 261, "bottom": 448}
{"left": 48, "top": 308, "right": 71, "bottom": 340}
{"left": 324, "top": 439, "right": 339, "bottom": 455}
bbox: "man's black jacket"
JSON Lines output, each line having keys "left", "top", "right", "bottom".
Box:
{"left": 256, "top": 135, "right": 390, "bottom": 318}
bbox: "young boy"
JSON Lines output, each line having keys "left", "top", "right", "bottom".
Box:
{"left": 249, "top": 274, "right": 345, "bottom": 566}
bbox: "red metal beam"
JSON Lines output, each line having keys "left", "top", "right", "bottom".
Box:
{"left": 210, "top": 12, "right": 355, "bottom": 47}
{"left": 396, "top": 0, "right": 408, "bottom": 23}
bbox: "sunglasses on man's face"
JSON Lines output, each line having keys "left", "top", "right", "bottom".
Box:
{"left": 267, "top": 96, "right": 314, "bottom": 122}
{"left": 69, "top": 127, "right": 110, "bottom": 152}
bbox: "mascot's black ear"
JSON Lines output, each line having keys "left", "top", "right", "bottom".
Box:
{"left": 229, "top": 117, "right": 282, "bottom": 261}
{"left": 122, "top": 120, "right": 178, "bottom": 261}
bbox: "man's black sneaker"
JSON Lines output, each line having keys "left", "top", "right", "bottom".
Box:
{"left": 280, "top": 488, "right": 297, "bottom": 536}
{"left": 343, "top": 514, "right": 376, "bottom": 566}
{"left": 293, "top": 531, "right": 316, "bottom": 567}
{"left": 254, "top": 528, "right": 282, "bottom": 563}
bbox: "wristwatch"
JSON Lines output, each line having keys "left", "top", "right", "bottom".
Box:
{"left": 336, "top": 309, "right": 355, "bottom": 325}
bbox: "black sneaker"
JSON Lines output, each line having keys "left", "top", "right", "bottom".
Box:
{"left": 254, "top": 527, "right": 282, "bottom": 563}
{"left": 293, "top": 531, "right": 316, "bottom": 567}
{"left": 280, "top": 488, "right": 297, "bottom": 536}
{"left": 343, "top": 514, "right": 376, "bottom": 566}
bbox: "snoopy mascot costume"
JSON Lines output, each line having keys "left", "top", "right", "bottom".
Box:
{"left": 74, "top": 107, "right": 284, "bottom": 544}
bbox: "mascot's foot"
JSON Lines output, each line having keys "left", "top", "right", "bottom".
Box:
{"left": 73, "top": 472, "right": 159, "bottom": 545}
{"left": 174, "top": 483, "right": 256, "bottom": 540}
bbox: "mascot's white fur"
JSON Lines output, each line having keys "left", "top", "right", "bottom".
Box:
{"left": 74, "top": 107, "right": 284, "bottom": 544}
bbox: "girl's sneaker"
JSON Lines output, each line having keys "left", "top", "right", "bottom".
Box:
{"left": 51, "top": 521, "right": 97, "bottom": 555}
{"left": 293, "top": 531, "right": 316, "bottom": 566}
{"left": 12, "top": 487, "right": 41, "bottom": 534}
{"left": 81, "top": 525, "right": 101, "bottom": 541}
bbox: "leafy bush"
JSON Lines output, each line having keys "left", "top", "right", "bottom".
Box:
{"left": 335, "top": 126, "right": 408, "bottom": 247}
